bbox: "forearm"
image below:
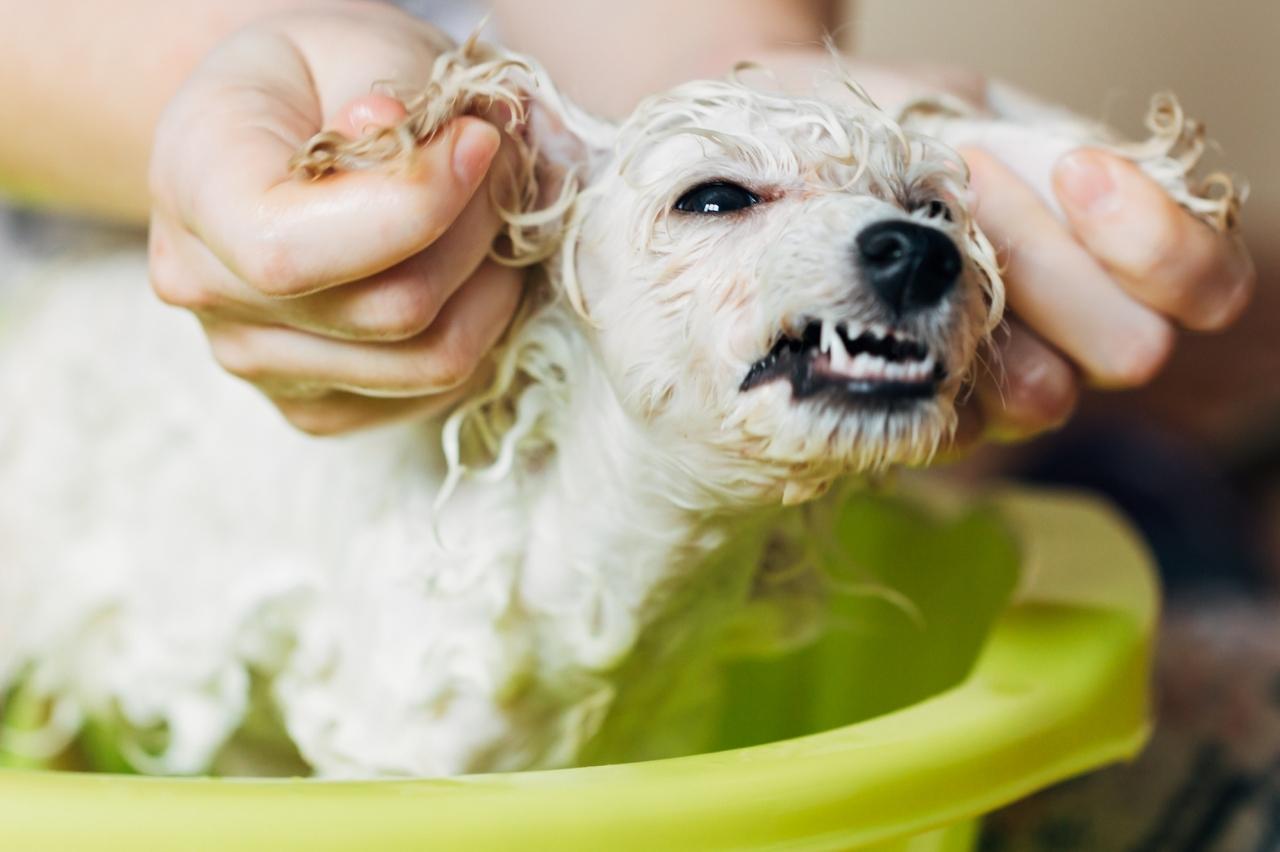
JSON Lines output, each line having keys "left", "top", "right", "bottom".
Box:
{"left": 492, "top": 0, "right": 837, "bottom": 118}
{"left": 0, "top": 0, "right": 319, "bottom": 222}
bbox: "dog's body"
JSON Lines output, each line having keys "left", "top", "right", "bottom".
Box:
{"left": 1, "top": 260, "right": 775, "bottom": 776}
{"left": 0, "top": 40, "right": 1236, "bottom": 778}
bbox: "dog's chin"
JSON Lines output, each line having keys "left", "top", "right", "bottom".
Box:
{"left": 730, "top": 383, "right": 956, "bottom": 477}
{"left": 830, "top": 398, "right": 953, "bottom": 467}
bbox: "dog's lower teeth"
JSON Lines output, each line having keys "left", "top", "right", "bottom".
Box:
{"left": 744, "top": 319, "right": 941, "bottom": 394}
{"left": 818, "top": 351, "right": 936, "bottom": 384}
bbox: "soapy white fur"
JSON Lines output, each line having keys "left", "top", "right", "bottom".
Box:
{"left": 0, "top": 38, "right": 1235, "bottom": 777}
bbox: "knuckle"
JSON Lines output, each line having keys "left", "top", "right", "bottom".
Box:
{"left": 150, "top": 269, "right": 217, "bottom": 314}
{"left": 420, "top": 332, "right": 481, "bottom": 391}
{"left": 1004, "top": 360, "right": 1078, "bottom": 431}
{"left": 148, "top": 226, "right": 222, "bottom": 314}
{"left": 237, "top": 237, "right": 308, "bottom": 297}
{"left": 1102, "top": 321, "right": 1175, "bottom": 388}
{"left": 277, "top": 401, "right": 351, "bottom": 437}
{"left": 350, "top": 277, "right": 443, "bottom": 341}
{"left": 207, "top": 328, "right": 266, "bottom": 383}
{"left": 147, "top": 230, "right": 186, "bottom": 307}
{"left": 147, "top": 264, "right": 187, "bottom": 308}
{"left": 1191, "top": 253, "right": 1257, "bottom": 332}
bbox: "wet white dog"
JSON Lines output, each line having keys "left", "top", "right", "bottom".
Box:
{"left": 0, "top": 38, "right": 1235, "bottom": 778}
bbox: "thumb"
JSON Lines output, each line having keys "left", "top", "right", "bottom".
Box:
{"left": 189, "top": 93, "right": 501, "bottom": 297}
{"left": 241, "top": 115, "right": 501, "bottom": 295}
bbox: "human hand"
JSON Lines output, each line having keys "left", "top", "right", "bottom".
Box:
{"left": 956, "top": 143, "right": 1254, "bottom": 445}
{"left": 850, "top": 63, "right": 1255, "bottom": 448}
{"left": 746, "top": 50, "right": 1256, "bottom": 450}
{"left": 147, "top": 2, "right": 523, "bottom": 435}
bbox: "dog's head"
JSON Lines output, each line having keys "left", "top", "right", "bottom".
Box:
{"left": 555, "top": 76, "right": 1003, "bottom": 499}
{"left": 295, "top": 40, "right": 1004, "bottom": 505}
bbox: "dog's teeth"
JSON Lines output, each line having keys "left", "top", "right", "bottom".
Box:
{"left": 907, "top": 356, "right": 933, "bottom": 381}
{"left": 819, "top": 319, "right": 835, "bottom": 354}
{"left": 849, "top": 352, "right": 876, "bottom": 380}
{"left": 829, "top": 330, "right": 852, "bottom": 372}
{"left": 844, "top": 321, "right": 862, "bottom": 341}
{"left": 813, "top": 339, "right": 938, "bottom": 384}
{"left": 870, "top": 323, "right": 888, "bottom": 340}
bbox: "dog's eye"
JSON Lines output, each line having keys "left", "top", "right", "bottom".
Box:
{"left": 918, "top": 199, "right": 954, "bottom": 222}
{"left": 674, "top": 182, "right": 760, "bottom": 215}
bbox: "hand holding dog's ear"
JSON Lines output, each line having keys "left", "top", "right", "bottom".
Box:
{"left": 146, "top": 5, "right": 523, "bottom": 435}
{"left": 958, "top": 146, "right": 1254, "bottom": 446}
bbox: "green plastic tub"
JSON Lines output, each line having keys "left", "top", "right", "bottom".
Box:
{"left": 0, "top": 486, "right": 1156, "bottom": 851}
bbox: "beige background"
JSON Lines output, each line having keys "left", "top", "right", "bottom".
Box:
{"left": 849, "top": 0, "right": 1279, "bottom": 443}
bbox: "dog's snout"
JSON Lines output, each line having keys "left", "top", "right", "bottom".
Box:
{"left": 856, "top": 221, "right": 961, "bottom": 315}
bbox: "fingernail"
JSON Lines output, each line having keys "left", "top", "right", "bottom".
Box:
{"left": 1055, "top": 150, "right": 1119, "bottom": 215}
{"left": 451, "top": 120, "right": 501, "bottom": 185}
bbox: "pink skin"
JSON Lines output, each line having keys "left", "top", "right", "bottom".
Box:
{"left": 332, "top": 94, "right": 408, "bottom": 138}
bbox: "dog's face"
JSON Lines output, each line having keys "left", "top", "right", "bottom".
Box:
{"left": 561, "top": 80, "right": 1002, "bottom": 496}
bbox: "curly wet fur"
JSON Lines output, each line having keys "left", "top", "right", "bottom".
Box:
{"left": 0, "top": 36, "right": 1240, "bottom": 777}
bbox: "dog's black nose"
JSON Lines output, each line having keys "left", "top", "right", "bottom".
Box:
{"left": 856, "top": 221, "right": 962, "bottom": 315}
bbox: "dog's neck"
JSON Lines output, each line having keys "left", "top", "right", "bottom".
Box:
{"left": 513, "top": 309, "right": 781, "bottom": 676}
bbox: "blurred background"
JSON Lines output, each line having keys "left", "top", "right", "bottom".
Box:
{"left": 848, "top": 2, "right": 1280, "bottom": 849}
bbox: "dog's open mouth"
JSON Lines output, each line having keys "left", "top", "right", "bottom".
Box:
{"left": 740, "top": 319, "right": 945, "bottom": 401}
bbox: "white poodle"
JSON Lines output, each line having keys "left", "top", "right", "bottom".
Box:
{"left": 0, "top": 36, "right": 1236, "bottom": 778}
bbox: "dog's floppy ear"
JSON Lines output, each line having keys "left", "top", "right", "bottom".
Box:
{"left": 518, "top": 62, "right": 616, "bottom": 197}
{"left": 290, "top": 32, "right": 616, "bottom": 274}
{"left": 494, "top": 51, "right": 616, "bottom": 276}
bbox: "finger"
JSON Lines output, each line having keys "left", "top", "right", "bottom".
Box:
{"left": 209, "top": 115, "right": 499, "bottom": 298}
{"left": 975, "top": 320, "right": 1079, "bottom": 442}
{"left": 963, "top": 147, "right": 1175, "bottom": 388}
{"left": 204, "top": 260, "right": 523, "bottom": 396}
{"left": 269, "top": 386, "right": 471, "bottom": 436}
{"left": 294, "top": 192, "right": 505, "bottom": 340}
{"left": 154, "top": 153, "right": 512, "bottom": 342}
{"left": 151, "top": 23, "right": 503, "bottom": 297}
{"left": 1053, "top": 149, "right": 1256, "bottom": 331}
{"left": 149, "top": 211, "right": 225, "bottom": 315}
{"left": 290, "top": 133, "right": 519, "bottom": 341}
{"left": 159, "top": 40, "right": 500, "bottom": 297}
